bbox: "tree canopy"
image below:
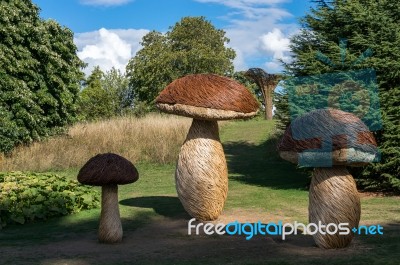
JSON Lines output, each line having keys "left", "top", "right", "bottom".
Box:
{"left": 78, "top": 66, "right": 131, "bottom": 121}
{"left": 277, "top": 0, "right": 400, "bottom": 191}
{"left": 0, "top": 0, "right": 84, "bottom": 153}
{"left": 126, "top": 16, "right": 236, "bottom": 105}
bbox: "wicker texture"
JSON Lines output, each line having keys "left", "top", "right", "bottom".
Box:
{"left": 98, "top": 185, "right": 123, "bottom": 243}
{"left": 279, "top": 148, "right": 377, "bottom": 167}
{"left": 156, "top": 102, "right": 258, "bottom": 121}
{"left": 156, "top": 74, "right": 260, "bottom": 221}
{"left": 277, "top": 109, "right": 373, "bottom": 249}
{"left": 244, "top": 68, "right": 281, "bottom": 120}
{"left": 77, "top": 153, "right": 139, "bottom": 185}
{"left": 309, "top": 167, "right": 360, "bottom": 249}
{"left": 277, "top": 108, "right": 378, "bottom": 166}
{"left": 155, "top": 74, "right": 259, "bottom": 120}
{"left": 77, "top": 153, "right": 138, "bottom": 244}
{"left": 176, "top": 119, "right": 228, "bottom": 221}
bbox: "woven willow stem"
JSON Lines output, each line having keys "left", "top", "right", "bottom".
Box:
{"left": 309, "top": 166, "right": 361, "bottom": 249}
{"left": 98, "top": 184, "right": 123, "bottom": 243}
{"left": 176, "top": 119, "right": 228, "bottom": 221}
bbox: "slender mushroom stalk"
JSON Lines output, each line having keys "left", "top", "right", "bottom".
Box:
{"left": 77, "top": 153, "right": 139, "bottom": 243}
{"left": 98, "top": 185, "right": 123, "bottom": 243}
{"left": 278, "top": 108, "right": 378, "bottom": 249}
{"left": 155, "top": 74, "right": 259, "bottom": 221}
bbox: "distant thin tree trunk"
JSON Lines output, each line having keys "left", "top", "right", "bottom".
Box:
{"left": 244, "top": 68, "right": 281, "bottom": 120}
{"left": 264, "top": 84, "right": 274, "bottom": 120}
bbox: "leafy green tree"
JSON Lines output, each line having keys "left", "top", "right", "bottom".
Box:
{"left": 78, "top": 67, "right": 112, "bottom": 121}
{"left": 0, "top": 105, "right": 20, "bottom": 154}
{"left": 273, "top": 88, "right": 290, "bottom": 131}
{"left": 102, "top": 68, "right": 132, "bottom": 115}
{"left": 126, "top": 16, "right": 236, "bottom": 105}
{"left": 168, "top": 17, "right": 236, "bottom": 76}
{"left": 277, "top": 0, "right": 400, "bottom": 191}
{"left": 0, "top": 0, "right": 84, "bottom": 153}
{"left": 230, "top": 71, "right": 261, "bottom": 104}
{"left": 78, "top": 66, "right": 132, "bottom": 120}
{"left": 126, "top": 31, "right": 170, "bottom": 106}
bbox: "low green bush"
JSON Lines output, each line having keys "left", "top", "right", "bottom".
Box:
{"left": 0, "top": 171, "right": 100, "bottom": 229}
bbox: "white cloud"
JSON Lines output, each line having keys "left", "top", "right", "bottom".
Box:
{"left": 265, "top": 61, "right": 282, "bottom": 72}
{"left": 80, "top": 0, "right": 133, "bottom": 6}
{"left": 196, "top": 0, "right": 290, "bottom": 13}
{"left": 75, "top": 1, "right": 296, "bottom": 75}
{"left": 74, "top": 28, "right": 149, "bottom": 76}
{"left": 260, "top": 28, "right": 290, "bottom": 60}
{"left": 231, "top": 48, "right": 247, "bottom": 71}
{"left": 195, "top": 0, "right": 295, "bottom": 72}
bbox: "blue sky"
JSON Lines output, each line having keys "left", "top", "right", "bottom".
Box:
{"left": 32, "top": 0, "right": 314, "bottom": 75}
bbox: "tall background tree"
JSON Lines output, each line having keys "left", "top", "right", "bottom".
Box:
{"left": 126, "top": 16, "right": 236, "bottom": 106}
{"left": 78, "top": 67, "right": 131, "bottom": 121}
{"left": 277, "top": 0, "right": 400, "bottom": 191}
{"left": 0, "top": 0, "right": 85, "bottom": 154}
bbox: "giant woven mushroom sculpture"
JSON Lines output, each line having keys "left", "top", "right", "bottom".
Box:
{"left": 77, "top": 153, "right": 139, "bottom": 243}
{"left": 155, "top": 74, "right": 259, "bottom": 221}
{"left": 278, "top": 108, "right": 378, "bottom": 249}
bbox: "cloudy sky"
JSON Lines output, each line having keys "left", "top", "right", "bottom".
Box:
{"left": 32, "top": 0, "right": 313, "bottom": 75}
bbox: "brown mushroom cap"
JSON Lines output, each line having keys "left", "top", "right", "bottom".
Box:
{"left": 77, "top": 153, "right": 139, "bottom": 186}
{"left": 277, "top": 108, "right": 378, "bottom": 167}
{"left": 155, "top": 74, "right": 259, "bottom": 120}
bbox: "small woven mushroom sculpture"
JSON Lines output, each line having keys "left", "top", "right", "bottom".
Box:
{"left": 278, "top": 108, "right": 378, "bottom": 249}
{"left": 155, "top": 74, "right": 259, "bottom": 221}
{"left": 77, "top": 153, "right": 139, "bottom": 243}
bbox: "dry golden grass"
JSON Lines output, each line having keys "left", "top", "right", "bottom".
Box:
{"left": 1, "top": 114, "right": 192, "bottom": 172}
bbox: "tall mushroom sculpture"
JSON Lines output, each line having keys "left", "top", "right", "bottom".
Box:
{"left": 155, "top": 74, "right": 259, "bottom": 221}
{"left": 278, "top": 108, "right": 378, "bottom": 249}
{"left": 77, "top": 153, "right": 139, "bottom": 243}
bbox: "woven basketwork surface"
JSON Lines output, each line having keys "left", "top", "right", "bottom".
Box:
{"left": 309, "top": 166, "right": 361, "bottom": 249}
{"left": 175, "top": 120, "right": 228, "bottom": 221}
{"left": 278, "top": 108, "right": 378, "bottom": 167}
{"left": 156, "top": 74, "right": 259, "bottom": 117}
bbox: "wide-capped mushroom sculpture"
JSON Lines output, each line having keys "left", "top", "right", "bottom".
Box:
{"left": 155, "top": 74, "right": 259, "bottom": 221}
{"left": 77, "top": 153, "right": 139, "bottom": 243}
{"left": 278, "top": 108, "right": 378, "bottom": 249}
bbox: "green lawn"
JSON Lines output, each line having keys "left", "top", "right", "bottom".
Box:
{"left": 0, "top": 118, "right": 399, "bottom": 265}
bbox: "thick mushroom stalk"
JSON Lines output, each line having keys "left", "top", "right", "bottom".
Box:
{"left": 176, "top": 119, "right": 227, "bottom": 221}
{"left": 98, "top": 185, "right": 123, "bottom": 243}
{"left": 309, "top": 166, "right": 360, "bottom": 249}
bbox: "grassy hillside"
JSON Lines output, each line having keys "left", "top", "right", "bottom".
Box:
{"left": 1, "top": 114, "right": 191, "bottom": 171}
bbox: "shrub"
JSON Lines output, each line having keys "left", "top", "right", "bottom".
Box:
{"left": 0, "top": 172, "right": 100, "bottom": 229}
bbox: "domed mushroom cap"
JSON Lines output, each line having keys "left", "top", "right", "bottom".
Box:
{"left": 277, "top": 108, "right": 378, "bottom": 167}
{"left": 155, "top": 74, "right": 259, "bottom": 120}
{"left": 77, "top": 153, "right": 139, "bottom": 186}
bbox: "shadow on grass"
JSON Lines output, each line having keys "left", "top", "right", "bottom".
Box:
{"left": 0, "top": 209, "right": 154, "bottom": 246}
{"left": 223, "top": 136, "right": 310, "bottom": 190}
{"left": 120, "top": 196, "right": 190, "bottom": 219}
